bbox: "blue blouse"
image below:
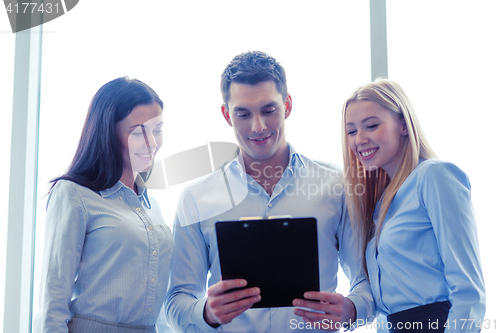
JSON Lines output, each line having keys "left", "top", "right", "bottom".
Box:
{"left": 366, "top": 159, "right": 486, "bottom": 332}
{"left": 34, "top": 178, "right": 174, "bottom": 333}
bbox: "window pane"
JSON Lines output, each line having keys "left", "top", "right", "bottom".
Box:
{"left": 0, "top": 16, "right": 16, "bottom": 330}
{"left": 387, "top": 0, "right": 499, "bottom": 324}
{"left": 33, "top": 0, "right": 371, "bottom": 329}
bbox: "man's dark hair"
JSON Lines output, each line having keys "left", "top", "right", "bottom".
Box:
{"left": 51, "top": 77, "right": 163, "bottom": 192}
{"left": 220, "top": 51, "right": 288, "bottom": 105}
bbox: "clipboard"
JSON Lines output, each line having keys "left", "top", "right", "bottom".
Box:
{"left": 215, "top": 217, "right": 319, "bottom": 308}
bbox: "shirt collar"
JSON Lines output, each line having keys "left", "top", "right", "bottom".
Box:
{"left": 223, "top": 142, "right": 305, "bottom": 174}
{"left": 99, "top": 181, "right": 124, "bottom": 198}
{"left": 288, "top": 143, "right": 306, "bottom": 169}
{"left": 99, "top": 174, "right": 151, "bottom": 208}
{"left": 135, "top": 173, "right": 147, "bottom": 197}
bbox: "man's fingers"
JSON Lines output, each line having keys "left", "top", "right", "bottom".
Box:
{"left": 291, "top": 292, "right": 355, "bottom": 332}
{"left": 293, "top": 307, "right": 338, "bottom": 322}
{"left": 207, "top": 293, "right": 261, "bottom": 325}
{"left": 217, "top": 294, "right": 261, "bottom": 318}
{"left": 303, "top": 291, "right": 342, "bottom": 303}
{"left": 205, "top": 280, "right": 261, "bottom": 325}
{"left": 207, "top": 279, "right": 248, "bottom": 296}
{"left": 227, "top": 286, "right": 260, "bottom": 302}
{"left": 208, "top": 285, "right": 260, "bottom": 309}
{"left": 292, "top": 297, "right": 341, "bottom": 315}
{"left": 216, "top": 305, "right": 252, "bottom": 325}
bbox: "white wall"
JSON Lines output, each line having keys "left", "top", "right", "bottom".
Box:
{"left": 387, "top": 1, "right": 500, "bottom": 326}
{"left": 2, "top": 0, "right": 499, "bottom": 331}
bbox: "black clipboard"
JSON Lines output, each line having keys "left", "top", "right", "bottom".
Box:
{"left": 215, "top": 217, "right": 319, "bottom": 308}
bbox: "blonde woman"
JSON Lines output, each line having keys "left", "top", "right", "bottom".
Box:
{"left": 342, "top": 79, "right": 485, "bottom": 332}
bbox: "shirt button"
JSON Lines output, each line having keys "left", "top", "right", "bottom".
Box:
{"left": 152, "top": 251, "right": 157, "bottom": 256}
{"left": 148, "top": 307, "right": 152, "bottom": 312}
{"left": 268, "top": 203, "right": 272, "bottom": 207}
{"left": 148, "top": 225, "right": 154, "bottom": 231}
{"left": 151, "top": 278, "right": 156, "bottom": 284}
{"left": 136, "top": 207, "right": 141, "bottom": 212}
{"left": 119, "top": 197, "right": 123, "bottom": 200}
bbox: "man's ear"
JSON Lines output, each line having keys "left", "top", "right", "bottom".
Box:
{"left": 221, "top": 104, "right": 232, "bottom": 126}
{"left": 284, "top": 94, "right": 292, "bottom": 119}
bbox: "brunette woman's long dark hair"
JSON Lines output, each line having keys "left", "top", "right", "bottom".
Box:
{"left": 51, "top": 77, "right": 163, "bottom": 192}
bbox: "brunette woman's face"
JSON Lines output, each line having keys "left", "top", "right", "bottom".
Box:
{"left": 115, "top": 103, "right": 163, "bottom": 175}
{"left": 345, "top": 100, "right": 407, "bottom": 179}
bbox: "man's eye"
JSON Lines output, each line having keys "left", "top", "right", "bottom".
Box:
{"left": 237, "top": 113, "right": 250, "bottom": 118}
{"left": 263, "top": 108, "right": 276, "bottom": 114}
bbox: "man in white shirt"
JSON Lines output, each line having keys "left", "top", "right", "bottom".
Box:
{"left": 165, "top": 51, "right": 374, "bottom": 332}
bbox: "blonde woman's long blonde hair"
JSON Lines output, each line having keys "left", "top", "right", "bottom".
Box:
{"left": 341, "top": 79, "right": 437, "bottom": 276}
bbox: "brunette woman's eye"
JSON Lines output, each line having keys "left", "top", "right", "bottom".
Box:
{"left": 367, "top": 124, "right": 379, "bottom": 129}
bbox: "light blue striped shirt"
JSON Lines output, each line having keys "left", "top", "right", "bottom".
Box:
{"left": 367, "top": 159, "right": 486, "bottom": 332}
{"left": 166, "top": 144, "right": 375, "bottom": 332}
{"left": 34, "top": 178, "right": 174, "bottom": 333}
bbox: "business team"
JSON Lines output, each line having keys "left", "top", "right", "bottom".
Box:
{"left": 35, "top": 51, "right": 485, "bottom": 333}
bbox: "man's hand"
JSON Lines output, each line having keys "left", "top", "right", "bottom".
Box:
{"left": 292, "top": 292, "right": 356, "bottom": 332}
{"left": 203, "top": 279, "right": 261, "bottom": 327}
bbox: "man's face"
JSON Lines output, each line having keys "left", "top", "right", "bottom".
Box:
{"left": 222, "top": 81, "right": 291, "bottom": 168}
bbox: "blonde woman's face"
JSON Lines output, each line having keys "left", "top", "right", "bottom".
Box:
{"left": 345, "top": 100, "right": 407, "bottom": 179}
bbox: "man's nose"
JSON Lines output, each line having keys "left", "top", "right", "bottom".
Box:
{"left": 251, "top": 115, "right": 266, "bottom": 133}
